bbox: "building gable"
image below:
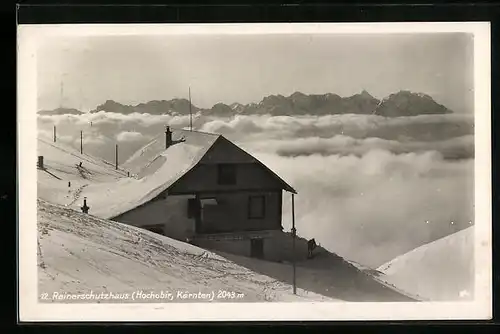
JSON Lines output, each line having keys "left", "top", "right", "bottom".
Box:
{"left": 199, "top": 136, "right": 257, "bottom": 164}
{"left": 167, "top": 136, "right": 297, "bottom": 194}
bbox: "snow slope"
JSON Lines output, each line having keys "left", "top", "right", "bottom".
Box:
{"left": 214, "top": 248, "right": 418, "bottom": 302}
{"left": 376, "top": 226, "right": 474, "bottom": 301}
{"left": 38, "top": 137, "right": 127, "bottom": 180}
{"left": 37, "top": 199, "right": 335, "bottom": 303}
{"left": 37, "top": 137, "right": 128, "bottom": 206}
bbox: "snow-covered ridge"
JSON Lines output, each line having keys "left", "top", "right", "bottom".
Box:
{"left": 376, "top": 226, "right": 474, "bottom": 301}
{"left": 38, "top": 199, "right": 334, "bottom": 303}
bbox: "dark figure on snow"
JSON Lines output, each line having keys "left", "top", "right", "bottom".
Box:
{"left": 307, "top": 238, "right": 317, "bottom": 259}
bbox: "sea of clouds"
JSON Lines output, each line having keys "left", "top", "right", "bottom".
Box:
{"left": 37, "top": 111, "right": 474, "bottom": 267}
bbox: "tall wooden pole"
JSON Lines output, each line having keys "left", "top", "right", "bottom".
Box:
{"left": 189, "top": 87, "right": 192, "bottom": 131}
{"left": 115, "top": 144, "right": 118, "bottom": 170}
{"left": 53, "top": 125, "right": 56, "bottom": 143}
{"left": 292, "top": 192, "right": 296, "bottom": 295}
{"left": 80, "top": 130, "right": 83, "bottom": 154}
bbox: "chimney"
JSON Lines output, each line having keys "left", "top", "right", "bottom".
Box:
{"left": 81, "top": 197, "right": 90, "bottom": 214}
{"left": 165, "top": 126, "right": 172, "bottom": 149}
{"left": 37, "top": 156, "right": 44, "bottom": 169}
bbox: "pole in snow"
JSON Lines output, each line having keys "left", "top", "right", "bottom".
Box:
{"left": 53, "top": 125, "right": 56, "bottom": 143}
{"left": 80, "top": 130, "right": 83, "bottom": 154}
{"left": 115, "top": 144, "right": 118, "bottom": 170}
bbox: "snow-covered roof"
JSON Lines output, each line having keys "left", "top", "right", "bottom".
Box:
{"left": 110, "top": 128, "right": 296, "bottom": 218}
{"left": 123, "top": 128, "right": 218, "bottom": 176}
{"left": 106, "top": 129, "right": 220, "bottom": 217}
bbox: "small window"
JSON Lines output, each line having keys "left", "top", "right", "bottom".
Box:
{"left": 248, "top": 195, "right": 266, "bottom": 219}
{"left": 217, "top": 164, "right": 237, "bottom": 185}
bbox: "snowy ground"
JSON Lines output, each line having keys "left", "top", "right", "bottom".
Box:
{"left": 37, "top": 199, "right": 336, "bottom": 303}
{"left": 376, "top": 226, "right": 474, "bottom": 301}
{"left": 210, "top": 247, "right": 417, "bottom": 302}
{"left": 37, "top": 137, "right": 128, "bottom": 209}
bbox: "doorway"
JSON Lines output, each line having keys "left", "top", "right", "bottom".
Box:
{"left": 250, "top": 238, "right": 264, "bottom": 259}
{"left": 188, "top": 195, "right": 202, "bottom": 233}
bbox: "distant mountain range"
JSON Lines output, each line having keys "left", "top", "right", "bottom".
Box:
{"left": 38, "top": 107, "right": 84, "bottom": 116}
{"left": 38, "top": 90, "right": 453, "bottom": 117}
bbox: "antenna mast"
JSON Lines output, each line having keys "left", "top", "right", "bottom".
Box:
{"left": 189, "top": 87, "right": 192, "bottom": 132}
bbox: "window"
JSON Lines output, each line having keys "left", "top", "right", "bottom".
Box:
{"left": 248, "top": 195, "right": 266, "bottom": 219}
{"left": 217, "top": 164, "right": 237, "bottom": 185}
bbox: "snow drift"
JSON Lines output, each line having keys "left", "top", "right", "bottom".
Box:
{"left": 377, "top": 226, "right": 474, "bottom": 301}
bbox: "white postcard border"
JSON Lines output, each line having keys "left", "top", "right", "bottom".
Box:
{"left": 17, "top": 22, "right": 492, "bottom": 322}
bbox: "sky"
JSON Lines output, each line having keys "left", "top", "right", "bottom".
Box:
{"left": 37, "top": 33, "right": 474, "bottom": 113}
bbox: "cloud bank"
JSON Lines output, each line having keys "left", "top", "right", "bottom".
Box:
{"left": 256, "top": 150, "right": 473, "bottom": 267}
{"left": 37, "top": 111, "right": 474, "bottom": 267}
